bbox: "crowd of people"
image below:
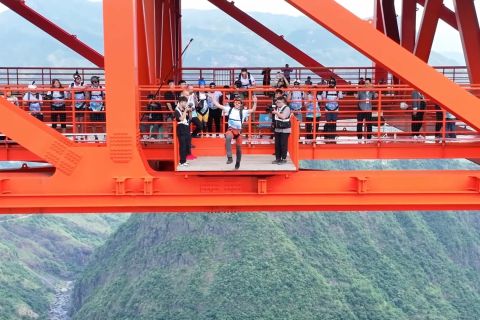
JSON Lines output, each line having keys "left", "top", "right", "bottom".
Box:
{"left": 0, "top": 67, "right": 459, "bottom": 168}
{"left": 1, "top": 71, "right": 105, "bottom": 140}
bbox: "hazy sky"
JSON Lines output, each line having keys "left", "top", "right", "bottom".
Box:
{"left": 0, "top": 0, "right": 473, "bottom": 54}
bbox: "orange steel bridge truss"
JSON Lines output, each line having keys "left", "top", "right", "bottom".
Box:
{"left": 0, "top": 0, "right": 480, "bottom": 213}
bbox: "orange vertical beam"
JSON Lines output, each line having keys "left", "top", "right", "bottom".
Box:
{"left": 414, "top": 0, "right": 443, "bottom": 62}
{"left": 380, "top": 0, "right": 400, "bottom": 43}
{"left": 453, "top": 0, "right": 480, "bottom": 84}
{"left": 285, "top": 0, "right": 480, "bottom": 130}
{"left": 103, "top": 0, "right": 151, "bottom": 176}
{"left": 417, "top": 0, "right": 458, "bottom": 29}
{"left": 374, "top": 0, "right": 388, "bottom": 84}
{"left": 208, "top": 0, "right": 347, "bottom": 84}
{"left": 137, "top": 0, "right": 150, "bottom": 85}
{"left": 401, "top": 0, "right": 417, "bottom": 52}
{"left": 140, "top": 0, "right": 157, "bottom": 84}
{"left": 159, "top": 0, "right": 176, "bottom": 84}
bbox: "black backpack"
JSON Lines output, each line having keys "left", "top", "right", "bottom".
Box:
{"left": 147, "top": 102, "right": 162, "bottom": 121}
{"left": 227, "top": 106, "right": 244, "bottom": 126}
{"left": 238, "top": 72, "right": 252, "bottom": 86}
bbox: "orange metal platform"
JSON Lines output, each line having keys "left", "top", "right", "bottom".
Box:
{"left": 0, "top": 0, "right": 480, "bottom": 213}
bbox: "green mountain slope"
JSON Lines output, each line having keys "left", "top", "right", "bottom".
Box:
{"left": 0, "top": 214, "right": 128, "bottom": 320}
{"left": 71, "top": 212, "right": 480, "bottom": 320}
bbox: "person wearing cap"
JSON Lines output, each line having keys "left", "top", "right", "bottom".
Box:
{"left": 207, "top": 82, "right": 223, "bottom": 135}
{"left": 23, "top": 83, "right": 43, "bottom": 121}
{"left": 321, "top": 78, "right": 343, "bottom": 143}
{"left": 209, "top": 93, "right": 258, "bottom": 169}
{"left": 86, "top": 76, "right": 105, "bottom": 140}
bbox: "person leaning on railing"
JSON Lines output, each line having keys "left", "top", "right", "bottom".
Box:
{"left": 46, "top": 79, "right": 67, "bottom": 133}
{"left": 23, "top": 83, "right": 43, "bottom": 121}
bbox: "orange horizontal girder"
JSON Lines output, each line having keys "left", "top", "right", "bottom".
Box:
{"left": 285, "top": 0, "right": 480, "bottom": 131}
{"left": 2, "top": 170, "right": 480, "bottom": 213}
{"left": 3, "top": 0, "right": 480, "bottom": 214}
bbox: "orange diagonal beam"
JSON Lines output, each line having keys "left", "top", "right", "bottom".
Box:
{"left": 208, "top": 0, "right": 347, "bottom": 84}
{"left": 0, "top": 97, "right": 82, "bottom": 175}
{"left": 285, "top": 0, "right": 480, "bottom": 131}
{"left": 414, "top": 0, "right": 443, "bottom": 62}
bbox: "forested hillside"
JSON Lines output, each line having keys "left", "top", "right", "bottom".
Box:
{"left": 0, "top": 214, "right": 128, "bottom": 320}
{"left": 71, "top": 212, "right": 480, "bottom": 320}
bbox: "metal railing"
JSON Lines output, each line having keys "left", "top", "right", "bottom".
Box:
{"left": 1, "top": 83, "right": 478, "bottom": 147}
{"left": 0, "top": 66, "right": 471, "bottom": 86}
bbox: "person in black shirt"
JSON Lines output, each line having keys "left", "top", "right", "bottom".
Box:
{"left": 175, "top": 96, "right": 191, "bottom": 166}
{"left": 164, "top": 79, "right": 176, "bottom": 141}
{"left": 145, "top": 94, "right": 162, "bottom": 139}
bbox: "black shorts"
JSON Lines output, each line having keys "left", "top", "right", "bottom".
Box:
{"left": 90, "top": 111, "right": 105, "bottom": 122}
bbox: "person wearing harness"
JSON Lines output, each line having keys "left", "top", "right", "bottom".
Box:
{"left": 70, "top": 71, "right": 86, "bottom": 135}
{"left": 47, "top": 79, "right": 67, "bottom": 132}
{"left": 87, "top": 76, "right": 105, "bottom": 140}
{"left": 209, "top": 93, "right": 258, "bottom": 169}
{"left": 272, "top": 96, "right": 292, "bottom": 164}
{"left": 23, "top": 83, "right": 43, "bottom": 121}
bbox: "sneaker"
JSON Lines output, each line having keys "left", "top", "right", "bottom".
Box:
{"left": 279, "top": 159, "right": 287, "bottom": 164}
{"left": 226, "top": 157, "right": 233, "bottom": 164}
{"left": 235, "top": 162, "right": 240, "bottom": 169}
{"left": 272, "top": 160, "right": 281, "bottom": 164}
{"left": 179, "top": 162, "right": 189, "bottom": 167}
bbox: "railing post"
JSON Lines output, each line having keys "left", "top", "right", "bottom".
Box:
{"left": 377, "top": 87, "right": 382, "bottom": 141}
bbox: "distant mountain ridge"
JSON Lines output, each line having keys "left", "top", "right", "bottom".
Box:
{"left": 0, "top": 0, "right": 463, "bottom": 68}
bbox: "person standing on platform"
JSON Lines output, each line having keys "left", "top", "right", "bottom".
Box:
{"left": 271, "top": 96, "right": 292, "bottom": 164}
{"left": 209, "top": 94, "right": 258, "bottom": 169}
{"left": 207, "top": 82, "right": 223, "bottom": 136}
{"left": 175, "top": 96, "right": 191, "bottom": 166}
{"left": 411, "top": 90, "right": 426, "bottom": 139}
{"left": 322, "top": 78, "right": 343, "bottom": 143}
{"left": 356, "top": 77, "right": 376, "bottom": 141}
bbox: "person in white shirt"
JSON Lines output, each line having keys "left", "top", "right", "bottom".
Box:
{"left": 207, "top": 82, "right": 223, "bottom": 135}
{"left": 209, "top": 94, "right": 257, "bottom": 169}
{"left": 47, "top": 79, "right": 67, "bottom": 132}
{"left": 23, "top": 83, "right": 43, "bottom": 121}
{"left": 237, "top": 68, "right": 256, "bottom": 89}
